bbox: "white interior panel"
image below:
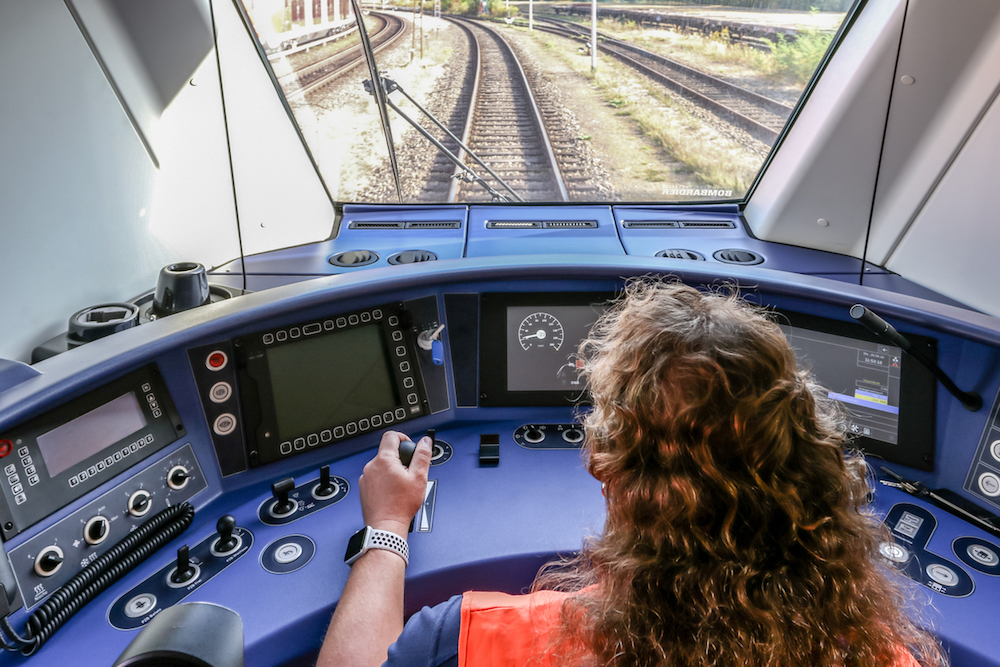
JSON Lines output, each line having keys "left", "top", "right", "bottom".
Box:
{"left": 213, "top": 0, "right": 338, "bottom": 257}
{"left": 886, "top": 90, "right": 1000, "bottom": 317}
{"left": 866, "top": 1, "right": 1000, "bottom": 266}
{"left": 0, "top": 0, "right": 239, "bottom": 364}
{"left": 743, "top": 0, "right": 904, "bottom": 257}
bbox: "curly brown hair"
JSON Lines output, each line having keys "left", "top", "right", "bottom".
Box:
{"left": 533, "top": 280, "right": 945, "bottom": 667}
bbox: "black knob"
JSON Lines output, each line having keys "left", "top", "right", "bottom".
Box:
{"left": 215, "top": 515, "right": 238, "bottom": 553}
{"left": 39, "top": 550, "right": 63, "bottom": 573}
{"left": 271, "top": 478, "right": 296, "bottom": 516}
{"left": 525, "top": 427, "right": 544, "bottom": 444}
{"left": 132, "top": 494, "right": 150, "bottom": 512}
{"left": 170, "top": 545, "right": 197, "bottom": 584}
{"left": 87, "top": 517, "right": 108, "bottom": 543}
{"left": 314, "top": 465, "right": 336, "bottom": 499}
{"left": 168, "top": 467, "right": 190, "bottom": 489}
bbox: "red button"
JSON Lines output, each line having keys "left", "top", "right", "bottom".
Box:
{"left": 0, "top": 440, "right": 11, "bottom": 458}
{"left": 207, "top": 351, "right": 228, "bottom": 370}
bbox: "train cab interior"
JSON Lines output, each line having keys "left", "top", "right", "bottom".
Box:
{"left": 2, "top": 0, "right": 1000, "bottom": 664}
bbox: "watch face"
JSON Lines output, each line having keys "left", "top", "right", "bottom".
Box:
{"left": 345, "top": 528, "right": 368, "bottom": 562}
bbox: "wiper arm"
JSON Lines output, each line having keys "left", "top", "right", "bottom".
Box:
{"left": 381, "top": 77, "right": 524, "bottom": 202}
{"left": 363, "top": 75, "right": 524, "bottom": 203}
{"left": 349, "top": 0, "right": 402, "bottom": 202}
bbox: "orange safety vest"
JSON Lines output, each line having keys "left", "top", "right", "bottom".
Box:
{"left": 458, "top": 590, "right": 921, "bottom": 667}
{"left": 458, "top": 590, "right": 573, "bottom": 667}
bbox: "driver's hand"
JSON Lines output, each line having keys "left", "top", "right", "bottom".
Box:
{"left": 358, "top": 431, "right": 432, "bottom": 538}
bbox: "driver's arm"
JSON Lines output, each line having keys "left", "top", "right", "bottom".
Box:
{"left": 317, "top": 431, "right": 433, "bottom": 667}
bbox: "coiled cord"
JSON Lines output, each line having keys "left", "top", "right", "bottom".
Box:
{"left": 1, "top": 502, "right": 195, "bottom": 656}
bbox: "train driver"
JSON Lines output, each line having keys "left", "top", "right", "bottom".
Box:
{"left": 317, "top": 281, "right": 944, "bottom": 667}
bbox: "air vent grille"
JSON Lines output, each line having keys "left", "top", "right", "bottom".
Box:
{"left": 713, "top": 248, "right": 764, "bottom": 265}
{"left": 388, "top": 250, "right": 438, "bottom": 265}
{"left": 486, "top": 221, "right": 542, "bottom": 229}
{"left": 329, "top": 250, "right": 378, "bottom": 267}
{"left": 544, "top": 220, "right": 598, "bottom": 229}
{"left": 656, "top": 249, "right": 705, "bottom": 261}
{"left": 622, "top": 220, "right": 679, "bottom": 228}
{"left": 348, "top": 221, "right": 404, "bottom": 229}
{"left": 679, "top": 221, "right": 736, "bottom": 229}
{"left": 406, "top": 221, "right": 461, "bottom": 229}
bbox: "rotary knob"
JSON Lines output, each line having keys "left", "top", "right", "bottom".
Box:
{"left": 84, "top": 515, "right": 110, "bottom": 545}
{"left": 34, "top": 545, "right": 65, "bottom": 577}
{"left": 167, "top": 465, "right": 191, "bottom": 490}
{"left": 128, "top": 489, "right": 153, "bottom": 517}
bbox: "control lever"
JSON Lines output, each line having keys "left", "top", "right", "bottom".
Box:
{"left": 270, "top": 478, "right": 296, "bottom": 516}
{"left": 170, "top": 545, "right": 197, "bottom": 585}
{"left": 417, "top": 324, "right": 446, "bottom": 366}
{"left": 314, "top": 465, "right": 337, "bottom": 499}
{"left": 398, "top": 439, "right": 416, "bottom": 468}
{"left": 215, "top": 515, "right": 238, "bottom": 554}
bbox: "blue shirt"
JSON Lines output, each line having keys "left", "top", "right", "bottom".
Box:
{"left": 384, "top": 594, "right": 463, "bottom": 667}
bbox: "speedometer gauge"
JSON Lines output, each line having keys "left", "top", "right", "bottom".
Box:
{"left": 518, "top": 312, "right": 564, "bottom": 351}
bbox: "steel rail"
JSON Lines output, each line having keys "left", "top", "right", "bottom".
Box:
{"left": 534, "top": 15, "right": 792, "bottom": 144}
{"left": 447, "top": 16, "right": 568, "bottom": 202}
{"left": 283, "top": 12, "right": 407, "bottom": 102}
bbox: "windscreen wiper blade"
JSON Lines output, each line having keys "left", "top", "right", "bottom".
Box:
{"left": 375, "top": 76, "right": 523, "bottom": 203}
{"left": 349, "top": 0, "right": 402, "bottom": 202}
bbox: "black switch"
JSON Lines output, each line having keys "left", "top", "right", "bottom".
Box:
{"left": 479, "top": 434, "right": 500, "bottom": 466}
{"left": 270, "top": 477, "right": 296, "bottom": 516}
{"left": 170, "top": 545, "right": 197, "bottom": 585}
{"left": 314, "top": 465, "right": 336, "bottom": 499}
{"left": 215, "top": 515, "right": 238, "bottom": 554}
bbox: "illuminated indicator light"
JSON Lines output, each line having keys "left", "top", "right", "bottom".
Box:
{"left": 0, "top": 440, "right": 11, "bottom": 458}
{"left": 206, "top": 351, "right": 228, "bottom": 370}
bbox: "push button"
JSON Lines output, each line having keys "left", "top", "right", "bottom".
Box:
{"left": 926, "top": 563, "right": 959, "bottom": 587}
{"left": 274, "top": 542, "right": 303, "bottom": 564}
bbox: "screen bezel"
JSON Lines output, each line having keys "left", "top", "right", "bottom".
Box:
{"left": 778, "top": 310, "right": 937, "bottom": 471}
{"left": 237, "top": 303, "right": 428, "bottom": 466}
{"left": 479, "top": 292, "right": 937, "bottom": 470}
{"left": 480, "top": 292, "right": 614, "bottom": 407}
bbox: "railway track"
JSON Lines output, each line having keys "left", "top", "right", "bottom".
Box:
{"left": 533, "top": 15, "right": 793, "bottom": 144}
{"left": 445, "top": 17, "right": 567, "bottom": 203}
{"left": 280, "top": 13, "right": 407, "bottom": 101}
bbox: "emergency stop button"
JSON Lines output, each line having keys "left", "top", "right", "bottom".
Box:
{"left": 205, "top": 350, "right": 228, "bottom": 371}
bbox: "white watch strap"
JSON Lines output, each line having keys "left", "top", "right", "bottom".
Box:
{"left": 363, "top": 527, "right": 409, "bottom": 566}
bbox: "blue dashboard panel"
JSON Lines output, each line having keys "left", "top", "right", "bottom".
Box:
{"left": 465, "top": 206, "right": 623, "bottom": 257}
{"left": 2, "top": 256, "right": 1000, "bottom": 666}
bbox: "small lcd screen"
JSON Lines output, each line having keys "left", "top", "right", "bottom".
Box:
{"left": 780, "top": 324, "right": 903, "bottom": 446}
{"left": 266, "top": 324, "right": 400, "bottom": 439}
{"left": 506, "top": 305, "right": 604, "bottom": 392}
{"left": 36, "top": 392, "right": 146, "bottom": 477}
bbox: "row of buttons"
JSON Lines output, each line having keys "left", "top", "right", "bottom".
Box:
{"left": 278, "top": 408, "right": 409, "bottom": 456}
{"left": 142, "top": 383, "right": 163, "bottom": 419}
{"left": 262, "top": 311, "right": 393, "bottom": 345}
{"left": 5, "top": 446, "right": 38, "bottom": 505}
{"left": 68, "top": 434, "right": 154, "bottom": 488}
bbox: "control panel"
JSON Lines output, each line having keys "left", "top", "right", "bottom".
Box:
{"left": 8, "top": 444, "right": 206, "bottom": 610}
{"left": 965, "top": 390, "right": 1000, "bottom": 508}
{"left": 513, "top": 423, "right": 586, "bottom": 449}
{"left": 0, "top": 365, "right": 186, "bottom": 540}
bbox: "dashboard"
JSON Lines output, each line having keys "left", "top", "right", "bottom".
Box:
{"left": 1, "top": 253, "right": 1000, "bottom": 666}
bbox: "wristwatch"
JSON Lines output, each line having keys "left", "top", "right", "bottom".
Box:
{"left": 344, "top": 526, "right": 409, "bottom": 567}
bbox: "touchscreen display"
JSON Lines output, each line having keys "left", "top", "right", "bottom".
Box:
{"left": 265, "top": 324, "right": 400, "bottom": 440}
{"left": 780, "top": 324, "right": 903, "bottom": 445}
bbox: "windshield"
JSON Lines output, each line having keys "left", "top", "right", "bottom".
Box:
{"left": 237, "top": 1, "right": 852, "bottom": 204}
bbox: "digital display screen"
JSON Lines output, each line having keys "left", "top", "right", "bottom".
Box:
{"left": 506, "top": 305, "right": 603, "bottom": 392}
{"left": 36, "top": 392, "right": 146, "bottom": 477}
{"left": 265, "top": 324, "right": 400, "bottom": 440}
{"left": 780, "top": 324, "right": 903, "bottom": 445}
